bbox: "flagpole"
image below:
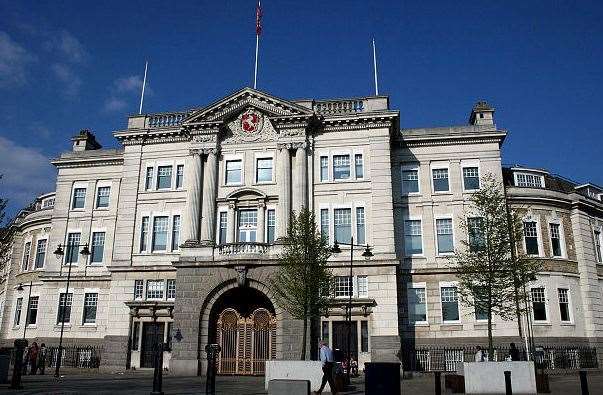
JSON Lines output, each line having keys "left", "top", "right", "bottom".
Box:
{"left": 254, "top": 34, "right": 259, "bottom": 89}
{"left": 372, "top": 38, "right": 379, "bottom": 96}
{"left": 139, "top": 61, "right": 148, "bottom": 114}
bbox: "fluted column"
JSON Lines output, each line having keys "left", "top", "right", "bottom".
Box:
{"left": 294, "top": 145, "right": 308, "bottom": 210}
{"left": 256, "top": 202, "right": 265, "bottom": 243}
{"left": 227, "top": 202, "right": 236, "bottom": 243}
{"left": 184, "top": 150, "right": 203, "bottom": 244}
{"left": 200, "top": 149, "right": 218, "bottom": 244}
{"left": 277, "top": 146, "right": 291, "bottom": 239}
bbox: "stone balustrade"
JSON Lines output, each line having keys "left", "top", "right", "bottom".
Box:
{"left": 148, "top": 112, "right": 187, "bottom": 128}
{"left": 314, "top": 99, "right": 364, "bottom": 115}
{"left": 217, "top": 242, "right": 270, "bottom": 255}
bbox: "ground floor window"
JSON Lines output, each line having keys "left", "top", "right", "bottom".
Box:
{"left": 531, "top": 287, "right": 547, "bottom": 321}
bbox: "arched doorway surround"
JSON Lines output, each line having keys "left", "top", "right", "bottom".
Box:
{"left": 197, "top": 279, "right": 283, "bottom": 375}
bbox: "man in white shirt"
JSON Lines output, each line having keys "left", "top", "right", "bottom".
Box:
{"left": 315, "top": 341, "right": 337, "bottom": 395}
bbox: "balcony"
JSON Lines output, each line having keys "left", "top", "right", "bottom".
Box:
{"left": 218, "top": 242, "right": 271, "bottom": 256}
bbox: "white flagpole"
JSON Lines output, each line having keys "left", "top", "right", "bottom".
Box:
{"left": 372, "top": 38, "right": 379, "bottom": 96}
{"left": 254, "top": 34, "right": 259, "bottom": 89}
{"left": 139, "top": 61, "right": 148, "bottom": 115}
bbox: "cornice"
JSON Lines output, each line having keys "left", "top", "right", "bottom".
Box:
{"left": 398, "top": 134, "right": 505, "bottom": 148}
{"left": 51, "top": 156, "right": 124, "bottom": 168}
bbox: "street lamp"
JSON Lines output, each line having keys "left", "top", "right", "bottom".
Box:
{"left": 330, "top": 237, "right": 373, "bottom": 386}
{"left": 18, "top": 281, "right": 34, "bottom": 340}
{"left": 54, "top": 242, "right": 90, "bottom": 378}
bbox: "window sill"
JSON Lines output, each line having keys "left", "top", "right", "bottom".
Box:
{"left": 410, "top": 322, "right": 429, "bottom": 327}
{"left": 401, "top": 193, "right": 422, "bottom": 197}
{"left": 560, "top": 322, "right": 575, "bottom": 326}
{"left": 404, "top": 254, "right": 426, "bottom": 259}
{"left": 432, "top": 191, "right": 453, "bottom": 195}
{"left": 94, "top": 207, "right": 110, "bottom": 211}
{"left": 437, "top": 253, "right": 455, "bottom": 257}
{"left": 55, "top": 323, "right": 72, "bottom": 328}
{"left": 441, "top": 322, "right": 463, "bottom": 327}
{"left": 223, "top": 183, "right": 244, "bottom": 187}
{"left": 70, "top": 208, "right": 86, "bottom": 212}
{"left": 253, "top": 181, "right": 275, "bottom": 186}
{"left": 12, "top": 326, "right": 21, "bottom": 330}
{"left": 532, "top": 321, "right": 551, "bottom": 326}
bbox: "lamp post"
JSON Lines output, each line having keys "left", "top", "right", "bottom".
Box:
{"left": 53, "top": 243, "right": 90, "bottom": 378}
{"left": 330, "top": 237, "right": 373, "bottom": 386}
{"left": 18, "top": 281, "right": 34, "bottom": 340}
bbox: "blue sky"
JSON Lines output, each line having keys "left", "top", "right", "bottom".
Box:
{"left": 1, "top": 0, "right": 602, "bottom": 218}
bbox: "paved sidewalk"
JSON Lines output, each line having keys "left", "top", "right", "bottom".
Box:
{"left": 2, "top": 370, "right": 603, "bottom": 394}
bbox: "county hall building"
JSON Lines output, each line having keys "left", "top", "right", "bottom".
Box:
{"left": 1, "top": 88, "right": 602, "bottom": 375}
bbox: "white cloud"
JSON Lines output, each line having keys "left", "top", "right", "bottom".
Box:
{"left": 44, "top": 30, "right": 88, "bottom": 63}
{"left": 0, "top": 136, "right": 56, "bottom": 213}
{"left": 103, "top": 74, "right": 152, "bottom": 113}
{"left": 51, "top": 63, "right": 82, "bottom": 97}
{"left": 103, "top": 97, "right": 128, "bottom": 112}
{"left": 0, "top": 31, "right": 36, "bottom": 87}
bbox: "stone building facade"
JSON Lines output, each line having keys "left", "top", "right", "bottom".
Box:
{"left": 0, "top": 87, "right": 602, "bottom": 373}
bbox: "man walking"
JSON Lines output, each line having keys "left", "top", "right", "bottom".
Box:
{"left": 315, "top": 340, "right": 337, "bottom": 395}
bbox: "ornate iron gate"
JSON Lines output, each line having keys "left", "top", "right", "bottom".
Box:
{"left": 216, "top": 307, "right": 276, "bottom": 375}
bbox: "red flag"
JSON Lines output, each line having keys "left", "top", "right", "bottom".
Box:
{"left": 256, "top": 1, "right": 262, "bottom": 35}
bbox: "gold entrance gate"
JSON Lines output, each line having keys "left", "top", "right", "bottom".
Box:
{"left": 216, "top": 307, "right": 276, "bottom": 375}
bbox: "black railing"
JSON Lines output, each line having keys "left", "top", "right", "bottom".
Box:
{"left": 6, "top": 345, "right": 102, "bottom": 369}
{"left": 404, "top": 345, "right": 598, "bottom": 374}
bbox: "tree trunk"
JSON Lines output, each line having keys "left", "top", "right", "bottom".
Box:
{"left": 301, "top": 315, "right": 308, "bottom": 360}
{"left": 309, "top": 314, "right": 320, "bottom": 360}
{"left": 488, "top": 288, "right": 494, "bottom": 359}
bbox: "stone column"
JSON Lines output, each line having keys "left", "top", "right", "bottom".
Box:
{"left": 183, "top": 150, "right": 203, "bottom": 244}
{"left": 295, "top": 145, "right": 308, "bottom": 210}
{"left": 200, "top": 149, "right": 218, "bottom": 244}
{"left": 256, "top": 202, "right": 265, "bottom": 243}
{"left": 277, "top": 146, "right": 291, "bottom": 239}
{"left": 227, "top": 202, "right": 236, "bottom": 243}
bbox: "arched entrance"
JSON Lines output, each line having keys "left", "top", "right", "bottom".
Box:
{"left": 208, "top": 286, "right": 276, "bottom": 375}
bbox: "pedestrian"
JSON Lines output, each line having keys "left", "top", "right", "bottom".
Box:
{"left": 38, "top": 343, "right": 47, "bottom": 375}
{"left": 474, "top": 346, "right": 487, "bottom": 362}
{"left": 315, "top": 340, "right": 337, "bottom": 395}
{"left": 509, "top": 342, "right": 520, "bottom": 361}
{"left": 29, "top": 342, "right": 39, "bottom": 375}
{"left": 22, "top": 346, "right": 29, "bottom": 375}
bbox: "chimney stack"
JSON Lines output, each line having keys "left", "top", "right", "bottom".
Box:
{"left": 469, "top": 101, "right": 495, "bottom": 126}
{"left": 71, "top": 129, "right": 101, "bottom": 152}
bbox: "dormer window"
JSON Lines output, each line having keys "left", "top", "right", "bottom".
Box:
{"left": 514, "top": 172, "right": 544, "bottom": 188}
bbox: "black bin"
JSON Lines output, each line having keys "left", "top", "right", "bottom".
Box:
{"left": 365, "top": 362, "right": 401, "bottom": 395}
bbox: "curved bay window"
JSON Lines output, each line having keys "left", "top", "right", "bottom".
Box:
{"left": 238, "top": 210, "right": 258, "bottom": 242}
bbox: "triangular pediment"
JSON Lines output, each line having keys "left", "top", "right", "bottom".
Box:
{"left": 182, "top": 87, "right": 313, "bottom": 126}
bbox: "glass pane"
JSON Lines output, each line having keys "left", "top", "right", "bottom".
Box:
{"left": 152, "top": 217, "right": 169, "bottom": 251}
{"left": 463, "top": 167, "right": 480, "bottom": 190}
{"left": 91, "top": 232, "right": 105, "bottom": 263}
{"left": 409, "top": 288, "right": 427, "bottom": 323}
{"left": 333, "top": 155, "right": 350, "bottom": 180}
{"left": 157, "top": 166, "right": 172, "bottom": 189}
{"left": 402, "top": 170, "right": 419, "bottom": 193}
{"left": 257, "top": 158, "right": 273, "bottom": 182}
{"left": 355, "top": 154, "right": 364, "bottom": 179}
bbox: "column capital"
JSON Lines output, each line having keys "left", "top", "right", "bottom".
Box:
{"left": 189, "top": 148, "right": 202, "bottom": 156}
{"left": 277, "top": 141, "right": 307, "bottom": 151}
{"left": 201, "top": 147, "right": 219, "bottom": 156}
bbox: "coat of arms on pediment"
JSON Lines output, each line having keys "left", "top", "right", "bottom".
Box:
{"left": 224, "top": 108, "right": 276, "bottom": 143}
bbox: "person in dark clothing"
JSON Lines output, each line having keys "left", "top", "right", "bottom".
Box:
{"left": 38, "top": 343, "right": 47, "bottom": 374}
{"left": 509, "top": 342, "right": 521, "bottom": 361}
{"left": 29, "top": 342, "right": 39, "bottom": 375}
{"left": 315, "top": 341, "right": 337, "bottom": 395}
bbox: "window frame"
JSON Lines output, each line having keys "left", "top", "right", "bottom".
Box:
{"left": 530, "top": 286, "right": 549, "bottom": 324}
{"left": 431, "top": 163, "right": 450, "bottom": 193}
{"left": 332, "top": 154, "right": 351, "bottom": 181}
{"left": 266, "top": 208, "right": 276, "bottom": 244}
{"left": 95, "top": 184, "right": 111, "bottom": 209}
{"left": 134, "top": 280, "right": 144, "bottom": 300}
{"left": 333, "top": 276, "right": 353, "bottom": 298}
{"left": 514, "top": 172, "right": 545, "bottom": 188}
{"left": 548, "top": 220, "right": 566, "bottom": 258}
{"left": 21, "top": 241, "right": 32, "bottom": 271}
{"left": 354, "top": 153, "right": 364, "bottom": 180}
{"left": 14, "top": 297, "right": 23, "bottom": 327}
{"left": 171, "top": 215, "right": 181, "bottom": 251}
{"left": 90, "top": 231, "right": 106, "bottom": 265}
{"left": 333, "top": 207, "right": 353, "bottom": 244}
{"left": 156, "top": 165, "right": 174, "bottom": 190}
{"left": 57, "top": 292, "right": 74, "bottom": 325}
{"left": 175, "top": 164, "right": 184, "bottom": 189}
{"left": 254, "top": 155, "right": 274, "bottom": 184}
{"left": 151, "top": 216, "right": 170, "bottom": 252}
{"left": 401, "top": 164, "right": 421, "bottom": 195}
{"left": 557, "top": 287, "right": 573, "bottom": 324}
{"left": 404, "top": 217, "right": 424, "bottom": 257}
{"left": 593, "top": 227, "right": 603, "bottom": 263}
{"left": 523, "top": 218, "right": 542, "bottom": 257}
{"left": 461, "top": 160, "right": 481, "bottom": 192}
{"left": 71, "top": 185, "right": 87, "bottom": 210}
{"left": 82, "top": 292, "right": 98, "bottom": 325}
{"left": 64, "top": 231, "right": 82, "bottom": 265}
{"left": 217, "top": 210, "right": 228, "bottom": 245}
{"left": 26, "top": 295, "right": 39, "bottom": 326}
{"left": 439, "top": 282, "right": 461, "bottom": 324}
{"left": 34, "top": 238, "right": 47, "bottom": 269}
{"left": 435, "top": 216, "right": 455, "bottom": 255}
{"left": 146, "top": 279, "right": 165, "bottom": 301}
{"left": 407, "top": 282, "right": 428, "bottom": 325}
{"left": 225, "top": 158, "right": 244, "bottom": 186}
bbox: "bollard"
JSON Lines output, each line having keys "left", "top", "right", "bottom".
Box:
{"left": 205, "top": 344, "right": 221, "bottom": 395}
{"left": 579, "top": 370, "right": 589, "bottom": 395}
{"left": 9, "top": 339, "right": 28, "bottom": 390}
{"left": 151, "top": 341, "right": 164, "bottom": 395}
{"left": 504, "top": 371, "right": 512, "bottom": 395}
{"left": 434, "top": 371, "right": 441, "bottom": 395}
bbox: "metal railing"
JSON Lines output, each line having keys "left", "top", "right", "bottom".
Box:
{"left": 46, "top": 345, "right": 102, "bottom": 368}
{"left": 404, "top": 345, "right": 598, "bottom": 374}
